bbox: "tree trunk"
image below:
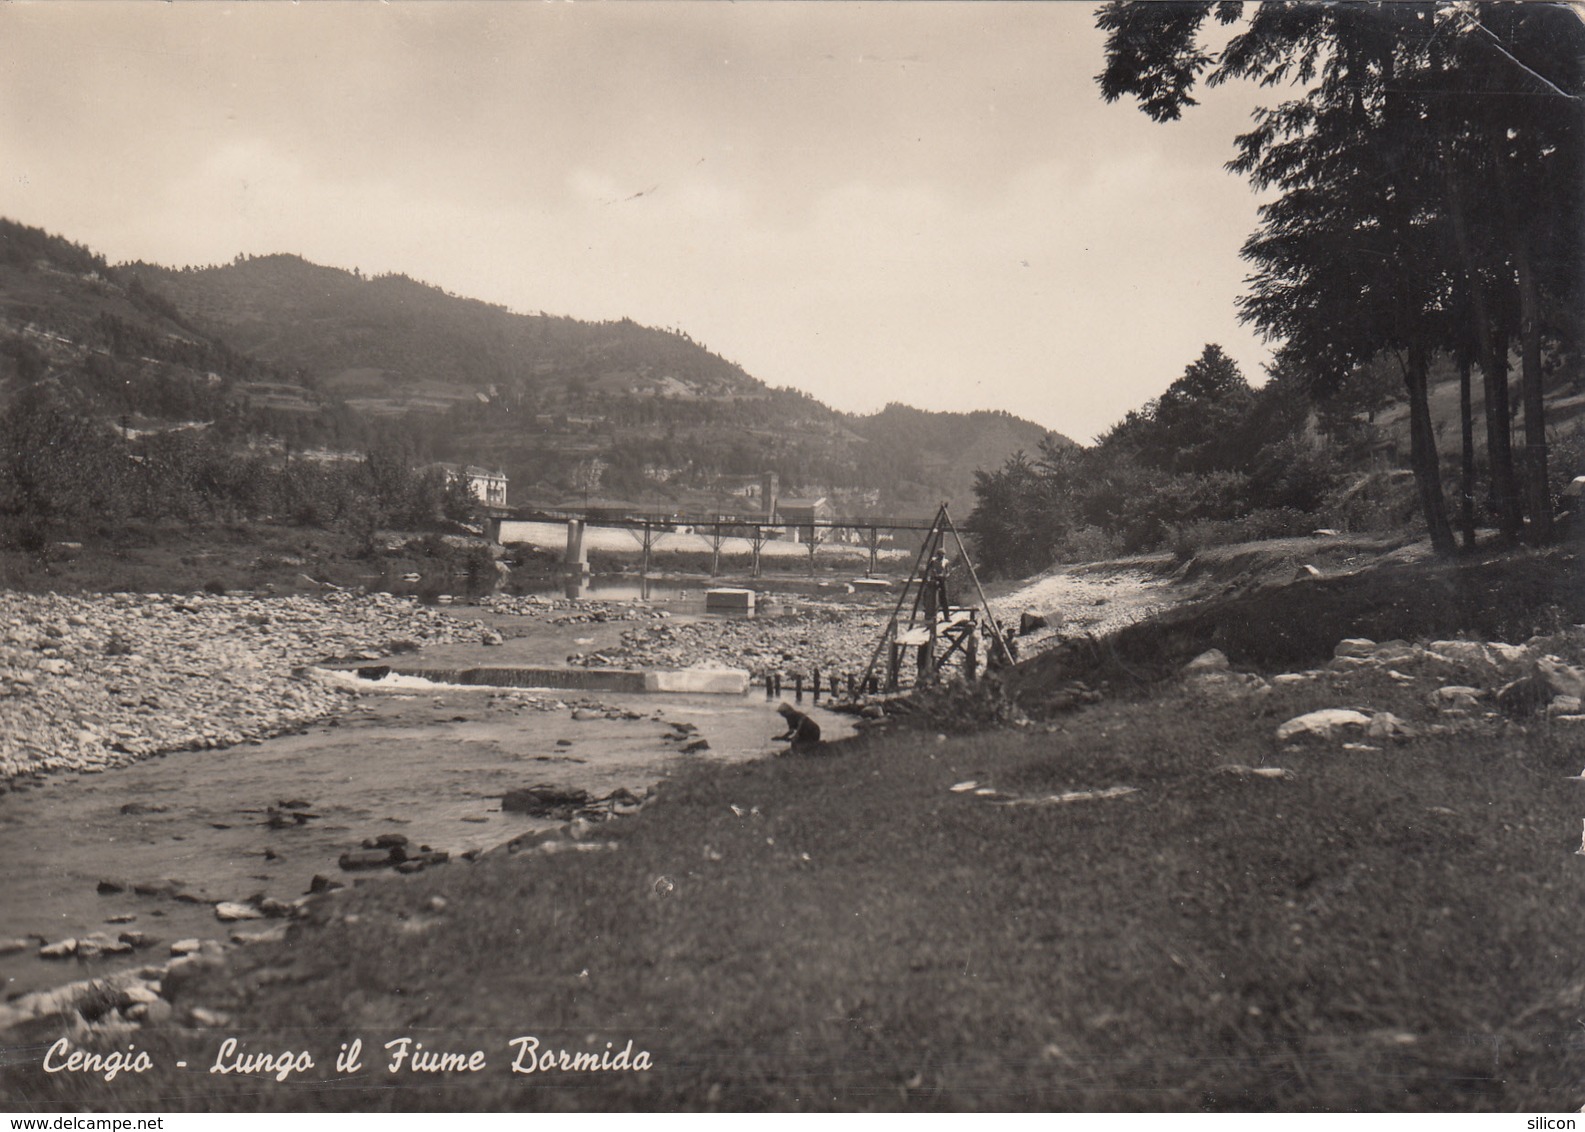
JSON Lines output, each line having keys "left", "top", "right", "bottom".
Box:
{"left": 1405, "top": 340, "right": 1458, "bottom": 556}
{"left": 1458, "top": 354, "right": 1477, "bottom": 549}
{"left": 1446, "top": 173, "right": 1523, "bottom": 542}
{"left": 1485, "top": 331, "right": 1523, "bottom": 541}
{"left": 1516, "top": 239, "right": 1553, "bottom": 542}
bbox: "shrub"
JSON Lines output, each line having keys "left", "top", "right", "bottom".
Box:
{"left": 460, "top": 543, "right": 498, "bottom": 578}
{"left": 410, "top": 533, "right": 450, "bottom": 559}
{"left": 895, "top": 675, "right": 1029, "bottom": 734}
{"left": 1169, "top": 524, "right": 1206, "bottom": 564}
{"left": 1053, "top": 525, "right": 1123, "bottom": 564}
{"left": 1322, "top": 471, "right": 1419, "bottom": 533}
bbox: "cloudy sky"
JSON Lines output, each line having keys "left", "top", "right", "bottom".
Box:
{"left": 0, "top": 1, "right": 1275, "bottom": 442}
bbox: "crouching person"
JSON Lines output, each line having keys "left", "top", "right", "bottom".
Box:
{"left": 774, "top": 702, "right": 823, "bottom": 754}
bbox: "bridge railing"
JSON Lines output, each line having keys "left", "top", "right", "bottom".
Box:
{"left": 507, "top": 509, "right": 944, "bottom": 531}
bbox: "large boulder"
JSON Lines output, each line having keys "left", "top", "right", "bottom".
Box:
{"left": 1430, "top": 685, "right": 1484, "bottom": 711}
{"left": 1539, "top": 656, "right": 1585, "bottom": 700}
{"left": 1019, "top": 611, "right": 1052, "bottom": 636}
{"left": 213, "top": 902, "right": 263, "bottom": 922}
{"left": 1275, "top": 708, "right": 1372, "bottom": 742}
{"left": 1427, "top": 640, "right": 1492, "bottom": 667}
{"left": 1366, "top": 711, "right": 1416, "bottom": 741}
{"left": 1497, "top": 670, "right": 1554, "bottom": 717}
{"left": 1183, "top": 649, "right": 1229, "bottom": 674}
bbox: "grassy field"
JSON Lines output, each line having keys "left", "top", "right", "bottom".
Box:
{"left": 11, "top": 633, "right": 1584, "bottom": 1111}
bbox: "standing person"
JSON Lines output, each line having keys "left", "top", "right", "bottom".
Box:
{"left": 986, "top": 623, "right": 1020, "bottom": 671}
{"left": 924, "top": 545, "right": 951, "bottom": 620}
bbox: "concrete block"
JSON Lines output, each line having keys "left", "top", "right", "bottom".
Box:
{"left": 644, "top": 668, "right": 751, "bottom": 695}
{"left": 704, "top": 588, "right": 755, "bottom": 613}
{"left": 392, "top": 665, "right": 648, "bottom": 693}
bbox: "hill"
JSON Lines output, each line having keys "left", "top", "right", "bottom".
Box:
{"left": 847, "top": 403, "right": 1070, "bottom": 514}
{"left": 130, "top": 254, "right": 768, "bottom": 413}
{"left": 114, "top": 246, "right": 1064, "bottom": 511}
{"left": 0, "top": 217, "right": 1068, "bottom": 517}
{"left": 0, "top": 219, "right": 286, "bottom": 431}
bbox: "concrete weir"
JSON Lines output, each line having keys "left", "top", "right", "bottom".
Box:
{"left": 385, "top": 664, "right": 750, "bottom": 695}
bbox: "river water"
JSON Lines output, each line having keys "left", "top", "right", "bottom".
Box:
{"left": 0, "top": 608, "right": 854, "bottom": 1002}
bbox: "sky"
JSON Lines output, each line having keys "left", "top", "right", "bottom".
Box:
{"left": 0, "top": 1, "right": 1278, "bottom": 443}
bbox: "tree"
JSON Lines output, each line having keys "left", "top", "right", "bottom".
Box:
{"left": 441, "top": 470, "right": 482, "bottom": 524}
{"left": 0, "top": 393, "right": 130, "bottom": 552}
{"left": 1228, "top": 30, "right": 1462, "bottom": 554}
{"left": 1097, "top": 0, "right": 1585, "bottom": 552}
{"left": 967, "top": 439, "right": 1081, "bottom": 578}
{"left": 1146, "top": 344, "right": 1256, "bottom": 473}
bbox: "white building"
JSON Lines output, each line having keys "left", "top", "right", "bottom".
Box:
{"left": 430, "top": 463, "right": 508, "bottom": 507}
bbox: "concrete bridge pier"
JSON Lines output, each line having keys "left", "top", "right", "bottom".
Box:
{"left": 564, "top": 519, "right": 589, "bottom": 576}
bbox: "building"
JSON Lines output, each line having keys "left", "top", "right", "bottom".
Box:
{"left": 718, "top": 472, "right": 780, "bottom": 519}
{"left": 776, "top": 496, "right": 832, "bottom": 543}
{"left": 430, "top": 463, "right": 508, "bottom": 507}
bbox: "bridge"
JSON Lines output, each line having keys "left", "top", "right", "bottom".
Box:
{"left": 488, "top": 508, "right": 949, "bottom": 578}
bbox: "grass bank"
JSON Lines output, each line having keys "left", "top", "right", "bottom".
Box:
{"left": 13, "top": 651, "right": 1584, "bottom": 1111}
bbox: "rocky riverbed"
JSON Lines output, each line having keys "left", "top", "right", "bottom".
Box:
{"left": 0, "top": 563, "right": 1260, "bottom": 1041}
{"left": 566, "top": 568, "right": 1183, "bottom": 684}
{"left": 0, "top": 567, "right": 1187, "bottom": 784}
{"left": 0, "top": 590, "right": 497, "bottom": 781}
{"left": 575, "top": 605, "right": 891, "bottom": 682}
{"left": 0, "top": 584, "right": 803, "bottom": 784}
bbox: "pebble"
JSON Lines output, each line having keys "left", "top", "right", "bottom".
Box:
{"left": 214, "top": 902, "right": 264, "bottom": 922}
{"left": 0, "top": 591, "right": 483, "bottom": 780}
{"left": 581, "top": 607, "right": 887, "bottom": 681}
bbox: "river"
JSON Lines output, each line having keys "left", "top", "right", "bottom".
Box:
{"left": 0, "top": 606, "right": 854, "bottom": 1002}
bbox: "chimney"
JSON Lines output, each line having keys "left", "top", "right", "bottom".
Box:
{"left": 762, "top": 472, "right": 779, "bottom": 521}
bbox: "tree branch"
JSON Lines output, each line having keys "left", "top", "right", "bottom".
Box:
{"left": 1466, "top": 17, "right": 1584, "bottom": 105}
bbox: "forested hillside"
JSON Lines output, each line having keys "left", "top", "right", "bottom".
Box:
{"left": 0, "top": 218, "right": 1062, "bottom": 562}
{"left": 121, "top": 251, "right": 1059, "bottom": 509}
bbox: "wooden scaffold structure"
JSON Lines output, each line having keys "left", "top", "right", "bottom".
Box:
{"left": 860, "top": 503, "right": 1013, "bottom": 693}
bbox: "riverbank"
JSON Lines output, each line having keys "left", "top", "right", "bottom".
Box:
{"left": 0, "top": 587, "right": 853, "bottom": 783}
{"left": 19, "top": 546, "right": 1580, "bottom": 1110}
{"left": 0, "top": 585, "right": 879, "bottom": 1003}
{"left": 11, "top": 607, "right": 1583, "bottom": 1111}
{"left": 0, "top": 563, "right": 1158, "bottom": 786}
{"left": 0, "top": 589, "right": 489, "bottom": 780}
